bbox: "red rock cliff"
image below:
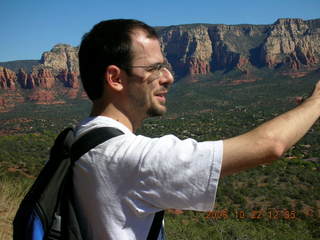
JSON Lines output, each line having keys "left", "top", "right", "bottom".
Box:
{"left": 0, "top": 67, "right": 17, "bottom": 90}
{"left": 259, "top": 19, "right": 320, "bottom": 70}
{"left": 1, "top": 18, "right": 319, "bottom": 106}
{"left": 160, "top": 25, "right": 213, "bottom": 78}
{"left": 159, "top": 18, "right": 320, "bottom": 79}
{"left": 41, "top": 44, "right": 80, "bottom": 88}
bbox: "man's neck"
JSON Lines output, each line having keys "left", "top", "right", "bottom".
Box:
{"left": 90, "top": 101, "right": 142, "bottom": 133}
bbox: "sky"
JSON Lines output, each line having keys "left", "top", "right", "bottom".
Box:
{"left": 1, "top": 0, "right": 319, "bottom": 62}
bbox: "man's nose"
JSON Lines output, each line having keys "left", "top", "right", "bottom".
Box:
{"left": 160, "top": 68, "right": 174, "bottom": 86}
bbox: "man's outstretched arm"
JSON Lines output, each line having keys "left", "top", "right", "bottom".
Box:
{"left": 221, "top": 80, "right": 320, "bottom": 177}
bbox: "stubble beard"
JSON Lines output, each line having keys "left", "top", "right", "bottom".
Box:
{"left": 128, "top": 89, "right": 166, "bottom": 119}
{"left": 146, "top": 103, "right": 166, "bottom": 117}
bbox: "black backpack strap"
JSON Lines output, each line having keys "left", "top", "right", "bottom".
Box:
{"left": 147, "top": 210, "right": 165, "bottom": 240}
{"left": 62, "top": 127, "right": 124, "bottom": 239}
{"left": 70, "top": 127, "right": 124, "bottom": 162}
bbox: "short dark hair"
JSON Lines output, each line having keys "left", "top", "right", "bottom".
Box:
{"left": 78, "top": 19, "right": 158, "bottom": 101}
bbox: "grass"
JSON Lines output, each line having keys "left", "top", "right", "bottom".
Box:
{"left": 165, "top": 213, "right": 316, "bottom": 240}
{"left": 0, "top": 178, "right": 32, "bottom": 239}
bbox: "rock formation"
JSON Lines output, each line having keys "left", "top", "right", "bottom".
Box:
{"left": 0, "top": 67, "right": 17, "bottom": 90}
{"left": 40, "top": 44, "right": 80, "bottom": 88}
{"left": 160, "top": 25, "right": 213, "bottom": 78}
{"left": 0, "top": 18, "right": 319, "bottom": 108}
{"left": 159, "top": 18, "right": 320, "bottom": 79}
{"left": 41, "top": 44, "right": 79, "bottom": 73}
{"left": 0, "top": 44, "right": 81, "bottom": 107}
{"left": 257, "top": 19, "right": 320, "bottom": 70}
{"left": 29, "top": 67, "right": 56, "bottom": 89}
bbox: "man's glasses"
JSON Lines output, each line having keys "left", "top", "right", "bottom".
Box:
{"left": 123, "top": 62, "right": 174, "bottom": 80}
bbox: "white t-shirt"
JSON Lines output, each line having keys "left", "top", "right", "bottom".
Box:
{"left": 73, "top": 116, "right": 223, "bottom": 239}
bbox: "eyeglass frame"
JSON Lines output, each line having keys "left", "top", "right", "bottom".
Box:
{"left": 121, "top": 61, "right": 173, "bottom": 76}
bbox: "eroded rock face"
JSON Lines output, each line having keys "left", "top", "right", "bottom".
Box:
{"left": 0, "top": 45, "right": 81, "bottom": 105}
{"left": 57, "top": 70, "right": 80, "bottom": 88}
{"left": 0, "top": 67, "right": 17, "bottom": 90}
{"left": 41, "top": 44, "right": 79, "bottom": 73}
{"left": 30, "top": 67, "right": 56, "bottom": 88}
{"left": 3, "top": 18, "right": 320, "bottom": 87}
{"left": 159, "top": 18, "right": 320, "bottom": 78}
{"left": 160, "top": 23, "right": 268, "bottom": 78}
{"left": 0, "top": 18, "right": 319, "bottom": 107}
{"left": 2, "top": 44, "right": 80, "bottom": 90}
{"left": 259, "top": 19, "right": 320, "bottom": 70}
{"left": 160, "top": 25, "right": 213, "bottom": 78}
{"left": 17, "top": 68, "right": 29, "bottom": 88}
{"left": 40, "top": 44, "right": 80, "bottom": 88}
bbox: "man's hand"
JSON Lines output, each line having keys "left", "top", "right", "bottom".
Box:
{"left": 305, "top": 80, "right": 320, "bottom": 103}
{"left": 295, "top": 81, "right": 320, "bottom": 104}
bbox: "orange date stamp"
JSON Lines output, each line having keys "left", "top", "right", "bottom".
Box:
{"left": 204, "top": 208, "right": 313, "bottom": 220}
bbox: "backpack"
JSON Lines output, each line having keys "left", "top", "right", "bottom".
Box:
{"left": 13, "top": 127, "right": 124, "bottom": 240}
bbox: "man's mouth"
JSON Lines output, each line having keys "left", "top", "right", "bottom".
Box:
{"left": 155, "top": 92, "right": 167, "bottom": 102}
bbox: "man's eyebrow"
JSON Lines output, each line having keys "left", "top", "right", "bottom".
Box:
{"left": 146, "top": 62, "right": 165, "bottom": 69}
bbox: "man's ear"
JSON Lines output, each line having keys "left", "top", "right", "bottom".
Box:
{"left": 104, "top": 65, "right": 123, "bottom": 91}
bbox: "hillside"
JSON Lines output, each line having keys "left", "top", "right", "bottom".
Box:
{"left": 0, "top": 69, "right": 319, "bottom": 239}
{"left": 0, "top": 60, "right": 40, "bottom": 73}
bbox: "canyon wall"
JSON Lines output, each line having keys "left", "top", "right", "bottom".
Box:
{"left": 1, "top": 18, "right": 319, "bottom": 109}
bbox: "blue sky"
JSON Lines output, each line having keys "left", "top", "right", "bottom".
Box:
{"left": 1, "top": 0, "right": 319, "bottom": 62}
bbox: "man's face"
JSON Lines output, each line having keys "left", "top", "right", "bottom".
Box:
{"left": 124, "top": 30, "right": 174, "bottom": 118}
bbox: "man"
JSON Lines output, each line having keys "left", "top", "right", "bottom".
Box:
{"left": 75, "top": 19, "right": 320, "bottom": 239}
